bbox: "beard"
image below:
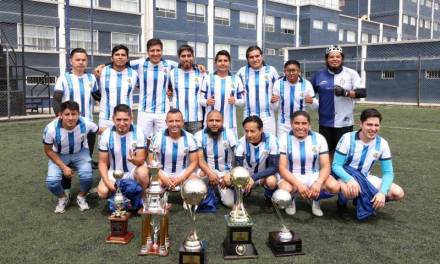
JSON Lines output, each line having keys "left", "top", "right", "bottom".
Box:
{"left": 326, "top": 61, "right": 343, "bottom": 74}
{"left": 206, "top": 127, "right": 223, "bottom": 138}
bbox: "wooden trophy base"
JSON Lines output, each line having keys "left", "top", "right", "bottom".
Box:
{"left": 222, "top": 239, "right": 258, "bottom": 260}
{"left": 179, "top": 240, "right": 207, "bottom": 264}
{"left": 267, "top": 230, "right": 304, "bottom": 257}
{"left": 105, "top": 214, "right": 134, "bottom": 244}
{"left": 138, "top": 241, "right": 170, "bottom": 256}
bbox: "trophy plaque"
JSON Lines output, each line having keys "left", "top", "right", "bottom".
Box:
{"left": 179, "top": 178, "right": 208, "bottom": 264}
{"left": 223, "top": 166, "right": 258, "bottom": 259}
{"left": 106, "top": 170, "right": 134, "bottom": 244}
{"left": 267, "top": 189, "right": 304, "bottom": 257}
{"left": 138, "top": 147, "right": 171, "bottom": 256}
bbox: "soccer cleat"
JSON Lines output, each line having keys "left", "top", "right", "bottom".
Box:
{"left": 285, "top": 199, "right": 296, "bottom": 216}
{"left": 76, "top": 195, "right": 90, "bottom": 211}
{"left": 54, "top": 196, "right": 69, "bottom": 213}
{"left": 312, "top": 200, "right": 324, "bottom": 217}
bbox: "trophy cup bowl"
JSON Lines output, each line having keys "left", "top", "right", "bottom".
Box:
{"left": 230, "top": 166, "right": 250, "bottom": 188}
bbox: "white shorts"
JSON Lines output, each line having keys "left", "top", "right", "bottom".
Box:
{"left": 278, "top": 172, "right": 319, "bottom": 188}
{"left": 137, "top": 112, "right": 167, "bottom": 139}
{"left": 260, "top": 115, "right": 277, "bottom": 136}
{"left": 98, "top": 119, "right": 114, "bottom": 130}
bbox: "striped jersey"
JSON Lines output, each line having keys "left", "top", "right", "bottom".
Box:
{"left": 54, "top": 72, "right": 98, "bottom": 121}
{"left": 336, "top": 131, "right": 391, "bottom": 177}
{"left": 194, "top": 128, "right": 238, "bottom": 172}
{"left": 98, "top": 125, "right": 146, "bottom": 179}
{"left": 279, "top": 130, "right": 328, "bottom": 176}
{"left": 236, "top": 64, "right": 279, "bottom": 118}
{"left": 43, "top": 117, "right": 98, "bottom": 154}
{"left": 235, "top": 133, "right": 279, "bottom": 174}
{"left": 130, "top": 58, "right": 177, "bottom": 114}
{"left": 311, "top": 66, "right": 364, "bottom": 127}
{"left": 273, "top": 76, "right": 315, "bottom": 125}
{"left": 150, "top": 129, "right": 198, "bottom": 175}
{"left": 99, "top": 65, "right": 138, "bottom": 120}
{"left": 200, "top": 73, "right": 245, "bottom": 129}
{"left": 169, "top": 66, "right": 205, "bottom": 122}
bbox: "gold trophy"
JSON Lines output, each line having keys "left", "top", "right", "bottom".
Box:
{"left": 138, "top": 145, "right": 171, "bottom": 256}
{"left": 223, "top": 166, "right": 258, "bottom": 259}
{"left": 105, "top": 170, "right": 134, "bottom": 244}
{"left": 179, "top": 178, "right": 208, "bottom": 264}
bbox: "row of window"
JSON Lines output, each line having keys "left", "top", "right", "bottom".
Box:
{"left": 338, "top": 29, "right": 397, "bottom": 43}
{"left": 40, "top": 0, "right": 139, "bottom": 13}
{"left": 381, "top": 70, "right": 440, "bottom": 79}
{"left": 412, "top": 0, "right": 440, "bottom": 10}
{"left": 403, "top": 15, "right": 440, "bottom": 30}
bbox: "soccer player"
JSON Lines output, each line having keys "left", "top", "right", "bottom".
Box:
{"left": 332, "top": 108, "right": 404, "bottom": 213}
{"left": 195, "top": 110, "right": 238, "bottom": 208}
{"left": 273, "top": 60, "right": 317, "bottom": 136}
{"left": 169, "top": 45, "right": 205, "bottom": 134}
{"left": 97, "top": 104, "right": 148, "bottom": 201}
{"left": 98, "top": 45, "right": 138, "bottom": 130}
{"left": 200, "top": 50, "right": 245, "bottom": 136}
{"left": 311, "top": 45, "right": 366, "bottom": 160}
{"left": 235, "top": 116, "right": 279, "bottom": 213}
{"left": 236, "top": 46, "right": 279, "bottom": 136}
{"left": 278, "top": 111, "right": 340, "bottom": 216}
{"left": 149, "top": 109, "right": 199, "bottom": 191}
{"left": 43, "top": 101, "right": 98, "bottom": 213}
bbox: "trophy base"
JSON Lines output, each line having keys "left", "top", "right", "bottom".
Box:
{"left": 222, "top": 239, "right": 258, "bottom": 260}
{"left": 105, "top": 232, "right": 134, "bottom": 244}
{"left": 267, "top": 231, "right": 304, "bottom": 257}
{"left": 179, "top": 240, "right": 207, "bottom": 264}
{"left": 106, "top": 214, "right": 134, "bottom": 244}
{"left": 138, "top": 243, "right": 170, "bottom": 256}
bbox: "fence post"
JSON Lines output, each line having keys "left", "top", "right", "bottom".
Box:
{"left": 417, "top": 56, "right": 421, "bottom": 107}
{"left": 6, "top": 47, "right": 11, "bottom": 119}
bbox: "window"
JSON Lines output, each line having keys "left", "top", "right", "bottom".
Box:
{"left": 381, "top": 71, "right": 395, "bottom": 79}
{"left": 425, "top": 19, "right": 431, "bottom": 29}
{"left": 347, "top": 31, "right": 356, "bottom": 42}
{"left": 425, "top": 70, "right": 440, "bottom": 79}
{"left": 265, "top": 16, "right": 275, "bottom": 32}
{"left": 383, "top": 36, "right": 388, "bottom": 42}
{"left": 70, "top": 0, "right": 99, "bottom": 7}
{"left": 111, "top": 32, "right": 139, "bottom": 54}
{"left": 187, "top": 41, "right": 206, "bottom": 58}
{"left": 281, "top": 18, "right": 295, "bottom": 34}
{"left": 327, "top": 22, "right": 337, "bottom": 32}
{"left": 238, "top": 46, "right": 247, "bottom": 60}
{"left": 112, "top": 0, "right": 138, "bottom": 12}
{"left": 426, "top": 0, "right": 432, "bottom": 7}
{"left": 410, "top": 16, "right": 416, "bottom": 26}
{"left": 278, "top": 49, "right": 285, "bottom": 56}
{"left": 361, "top": 33, "right": 369, "bottom": 43}
{"left": 304, "top": 72, "right": 312, "bottom": 79}
{"left": 313, "top": 20, "right": 323, "bottom": 30}
{"left": 403, "top": 14, "right": 409, "bottom": 24}
{"left": 187, "top": 2, "right": 205, "bottom": 23}
{"left": 240, "top": 11, "right": 256, "bottom": 29}
{"left": 215, "top": 7, "right": 230, "bottom": 26}
{"left": 420, "top": 19, "right": 424, "bottom": 28}
{"left": 26, "top": 75, "right": 57, "bottom": 85}
{"left": 339, "top": 29, "right": 344, "bottom": 41}
{"left": 435, "top": 3, "right": 439, "bottom": 10}
{"left": 264, "top": 48, "right": 276, "bottom": 56}
{"left": 17, "top": 24, "right": 56, "bottom": 51}
{"left": 162, "top": 39, "right": 176, "bottom": 56}
{"left": 371, "top": 35, "right": 378, "bottom": 43}
{"left": 434, "top": 22, "right": 439, "bottom": 31}
{"left": 420, "top": 0, "right": 425, "bottom": 5}
{"left": 215, "top": 44, "right": 230, "bottom": 54}
{"left": 389, "top": 37, "right": 396, "bottom": 42}
{"left": 70, "top": 28, "right": 98, "bottom": 52}
{"left": 156, "top": 0, "right": 176, "bottom": 18}
{"left": 411, "top": 0, "right": 417, "bottom": 3}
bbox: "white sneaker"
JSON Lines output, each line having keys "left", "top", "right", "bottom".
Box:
{"left": 183, "top": 201, "right": 188, "bottom": 210}
{"left": 76, "top": 195, "right": 90, "bottom": 211}
{"left": 285, "top": 199, "right": 296, "bottom": 215}
{"left": 54, "top": 196, "right": 69, "bottom": 213}
{"left": 312, "top": 200, "right": 324, "bottom": 217}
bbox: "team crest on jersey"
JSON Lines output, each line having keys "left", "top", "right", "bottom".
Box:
{"left": 184, "top": 148, "right": 189, "bottom": 154}
{"left": 264, "top": 74, "right": 269, "bottom": 80}
{"left": 299, "top": 91, "right": 305, "bottom": 98}
{"left": 311, "top": 145, "right": 319, "bottom": 153}
{"left": 261, "top": 149, "right": 268, "bottom": 156}
{"left": 372, "top": 150, "right": 380, "bottom": 159}
{"left": 127, "top": 79, "right": 132, "bottom": 84}
{"left": 223, "top": 141, "right": 229, "bottom": 148}
{"left": 132, "top": 142, "right": 137, "bottom": 150}
{"left": 194, "top": 77, "right": 199, "bottom": 82}
{"left": 339, "top": 78, "right": 345, "bottom": 86}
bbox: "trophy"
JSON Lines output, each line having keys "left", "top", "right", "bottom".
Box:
{"left": 138, "top": 146, "right": 171, "bottom": 256}
{"left": 179, "top": 178, "right": 208, "bottom": 264}
{"left": 105, "top": 170, "right": 134, "bottom": 244}
{"left": 223, "top": 166, "right": 258, "bottom": 259}
{"left": 267, "top": 189, "right": 303, "bottom": 256}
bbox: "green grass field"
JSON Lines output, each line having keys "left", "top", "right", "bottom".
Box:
{"left": 1, "top": 105, "right": 439, "bottom": 264}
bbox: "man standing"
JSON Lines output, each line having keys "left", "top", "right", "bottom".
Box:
{"left": 195, "top": 110, "right": 238, "bottom": 208}
{"left": 237, "top": 46, "right": 279, "bottom": 136}
{"left": 311, "top": 45, "right": 366, "bottom": 159}
{"left": 44, "top": 101, "right": 98, "bottom": 213}
{"left": 169, "top": 45, "right": 205, "bottom": 134}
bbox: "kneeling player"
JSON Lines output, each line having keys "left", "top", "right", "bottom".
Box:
{"left": 278, "top": 111, "right": 339, "bottom": 216}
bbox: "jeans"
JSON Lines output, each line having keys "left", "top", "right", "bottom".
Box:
{"left": 46, "top": 148, "right": 93, "bottom": 197}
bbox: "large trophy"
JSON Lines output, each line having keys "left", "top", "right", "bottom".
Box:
{"left": 138, "top": 146, "right": 171, "bottom": 256}
{"left": 178, "top": 178, "right": 208, "bottom": 264}
{"left": 267, "top": 189, "right": 303, "bottom": 256}
{"left": 106, "top": 170, "right": 134, "bottom": 244}
{"left": 223, "top": 166, "right": 258, "bottom": 259}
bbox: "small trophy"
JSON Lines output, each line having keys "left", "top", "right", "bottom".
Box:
{"left": 138, "top": 145, "right": 171, "bottom": 256}
{"left": 105, "top": 170, "right": 134, "bottom": 244}
{"left": 267, "top": 189, "right": 303, "bottom": 256}
{"left": 179, "top": 178, "right": 208, "bottom": 264}
{"left": 223, "top": 166, "right": 258, "bottom": 259}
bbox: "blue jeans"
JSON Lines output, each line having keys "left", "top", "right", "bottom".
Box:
{"left": 46, "top": 148, "right": 93, "bottom": 197}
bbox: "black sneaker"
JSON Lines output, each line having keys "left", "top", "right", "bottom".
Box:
{"left": 263, "top": 197, "right": 274, "bottom": 214}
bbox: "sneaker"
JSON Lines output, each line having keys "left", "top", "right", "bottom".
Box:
{"left": 86, "top": 187, "right": 99, "bottom": 199}
{"left": 285, "top": 199, "right": 296, "bottom": 216}
{"left": 76, "top": 195, "right": 90, "bottom": 211}
{"left": 183, "top": 201, "right": 188, "bottom": 210}
{"left": 54, "top": 196, "right": 69, "bottom": 213}
{"left": 312, "top": 200, "right": 324, "bottom": 217}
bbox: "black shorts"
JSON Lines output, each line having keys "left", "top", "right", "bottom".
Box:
{"left": 319, "top": 125, "right": 353, "bottom": 152}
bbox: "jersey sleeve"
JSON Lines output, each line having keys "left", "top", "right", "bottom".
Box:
{"left": 98, "top": 128, "right": 110, "bottom": 152}
{"left": 379, "top": 138, "right": 392, "bottom": 160}
{"left": 278, "top": 134, "right": 287, "bottom": 155}
{"left": 188, "top": 134, "right": 198, "bottom": 153}
{"left": 199, "top": 75, "right": 209, "bottom": 107}
{"left": 234, "top": 138, "right": 246, "bottom": 158}
{"left": 226, "top": 129, "right": 238, "bottom": 148}
{"left": 54, "top": 74, "right": 65, "bottom": 92}
{"left": 317, "top": 133, "right": 329, "bottom": 154}
{"left": 129, "top": 58, "right": 143, "bottom": 70}
{"left": 42, "top": 123, "right": 55, "bottom": 145}
{"left": 166, "top": 60, "right": 179, "bottom": 69}
{"left": 335, "top": 132, "right": 351, "bottom": 155}
{"left": 194, "top": 131, "right": 203, "bottom": 149}
{"left": 271, "top": 66, "right": 280, "bottom": 84}
{"left": 269, "top": 135, "right": 280, "bottom": 155}
{"left": 351, "top": 69, "right": 365, "bottom": 89}
{"left": 85, "top": 119, "right": 99, "bottom": 133}
{"left": 136, "top": 127, "right": 147, "bottom": 148}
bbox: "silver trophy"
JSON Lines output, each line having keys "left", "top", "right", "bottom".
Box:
{"left": 271, "top": 189, "right": 293, "bottom": 242}
{"left": 229, "top": 166, "right": 252, "bottom": 224}
{"left": 112, "top": 170, "right": 128, "bottom": 217}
